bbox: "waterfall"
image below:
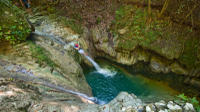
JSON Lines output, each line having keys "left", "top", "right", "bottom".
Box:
{"left": 78, "top": 49, "right": 116, "bottom": 77}
{"left": 84, "top": 55, "right": 101, "bottom": 71}
{"left": 33, "top": 30, "right": 66, "bottom": 45}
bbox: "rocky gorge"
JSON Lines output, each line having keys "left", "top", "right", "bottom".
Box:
{"left": 0, "top": 0, "right": 200, "bottom": 111}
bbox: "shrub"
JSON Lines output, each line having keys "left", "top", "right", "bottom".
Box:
{"left": 177, "top": 93, "right": 200, "bottom": 111}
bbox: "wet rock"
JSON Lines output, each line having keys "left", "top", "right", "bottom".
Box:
{"left": 150, "top": 56, "right": 170, "bottom": 73}
{"left": 170, "top": 62, "right": 188, "bottom": 75}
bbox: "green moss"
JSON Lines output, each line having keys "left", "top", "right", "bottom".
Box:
{"left": 179, "top": 37, "right": 199, "bottom": 69}
{"left": 111, "top": 5, "right": 164, "bottom": 49}
{"left": 28, "top": 41, "right": 55, "bottom": 68}
{"left": 0, "top": 0, "right": 31, "bottom": 44}
{"left": 49, "top": 14, "right": 83, "bottom": 34}
{"left": 61, "top": 18, "right": 83, "bottom": 34}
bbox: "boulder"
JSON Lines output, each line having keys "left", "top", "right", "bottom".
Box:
{"left": 167, "top": 101, "right": 182, "bottom": 112}
{"left": 150, "top": 56, "right": 170, "bottom": 73}
{"left": 155, "top": 100, "right": 167, "bottom": 110}
{"left": 145, "top": 104, "right": 156, "bottom": 112}
{"left": 183, "top": 103, "right": 195, "bottom": 112}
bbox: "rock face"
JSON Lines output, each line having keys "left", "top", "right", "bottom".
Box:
{"left": 0, "top": 9, "right": 93, "bottom": 111}
{"left": 0, "top": 76, "right": 93, "bottom": 112}
{"left": 28, "top": 14, "right": 92, "bottom": 95}
{"left": 87, "top": 2, "right": 200, "bottom": 90}
{"left": 90, "top": 26, "right": 189, "bottom": 75}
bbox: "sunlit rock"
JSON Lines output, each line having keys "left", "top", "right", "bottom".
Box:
{"left": 183, "top": 103, "right": 195, "bottom": 112}
{"left": 167, "top": 101, "right": 182, "bottom": 112}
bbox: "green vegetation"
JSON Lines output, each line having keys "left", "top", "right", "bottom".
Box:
{"left": 111, "top": 5, "right": 164, "bottom": 49}
{"left": 111, "top": 4, "right": 199, "bottom": 70}
{"left": 49, "top": 14, "right": 83, "bottom": 34}
{"left": 177, "top": 93, "right": 200, "bottom": 111}
{"left": 96, "top": 17, "right": 102, "bottom": 24}
{"left": 61, "top": 18, "right": 83, "bottom": 34}
{"left": 179, "top": 37, "right": 199, "bottom": 69}
{"left": 0, "top": 0, "right": 31, "bottom": 44}
{"left": 28, "top": 41, "right": 55, "bottom": 68}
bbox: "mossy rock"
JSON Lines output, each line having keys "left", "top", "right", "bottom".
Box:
{"left": 111, "top": 4, "right": 200, "bottom": 70}
{"left": 0, "top": 0, "right": 31, "bottom": 44}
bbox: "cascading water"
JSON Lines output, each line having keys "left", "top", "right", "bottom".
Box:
{"left": 33, "top": 30, "right": 114, "bottom": 77}
{"left": 78, "top": 49, "right": 116, "bottom": 77}
{"left": 84, "top": 55, "right": 101, "bottom": 71}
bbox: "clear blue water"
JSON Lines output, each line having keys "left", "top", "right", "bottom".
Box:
{"left": 84, "top": 60, "right": 178, "bottom": 103}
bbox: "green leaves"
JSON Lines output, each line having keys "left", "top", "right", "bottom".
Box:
{"left": 5, "top": 36, "right": 11, "bottom": 40}
{"left": 177, "top": 93, "right": 188, "bottom": 101}
{"left": 177, "top": 93, "right": 200, "bottom": 111}
{"left": 190, "top": 97, "right": 199, "bottom": 105}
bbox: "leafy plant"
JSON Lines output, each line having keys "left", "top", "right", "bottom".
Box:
{"left": 0, "top": 0, "right": 31, "bottom": 44}
{"left": 177, "top": 93, "right": 188, "bottom": 101}
{"left": 177, "top": 93, "right": 200, "bottom": 111}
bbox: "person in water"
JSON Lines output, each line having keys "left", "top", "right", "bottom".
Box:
{"left": 74, "top": 43, "right": 87, "bottom": 56}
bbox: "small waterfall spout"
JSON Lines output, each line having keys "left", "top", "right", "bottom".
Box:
{"left": 78, "top": 49, "right": 116, "bottom": 77}
{"left": 85, "top": 55, "right": 101, "bottom": 71}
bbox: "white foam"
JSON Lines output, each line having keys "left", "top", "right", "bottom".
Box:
{"left": 79, "top": 49, "right": 116, "bottom": 77}
{"left": 97, "top": 68, "right": 116, "bottom": 77}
